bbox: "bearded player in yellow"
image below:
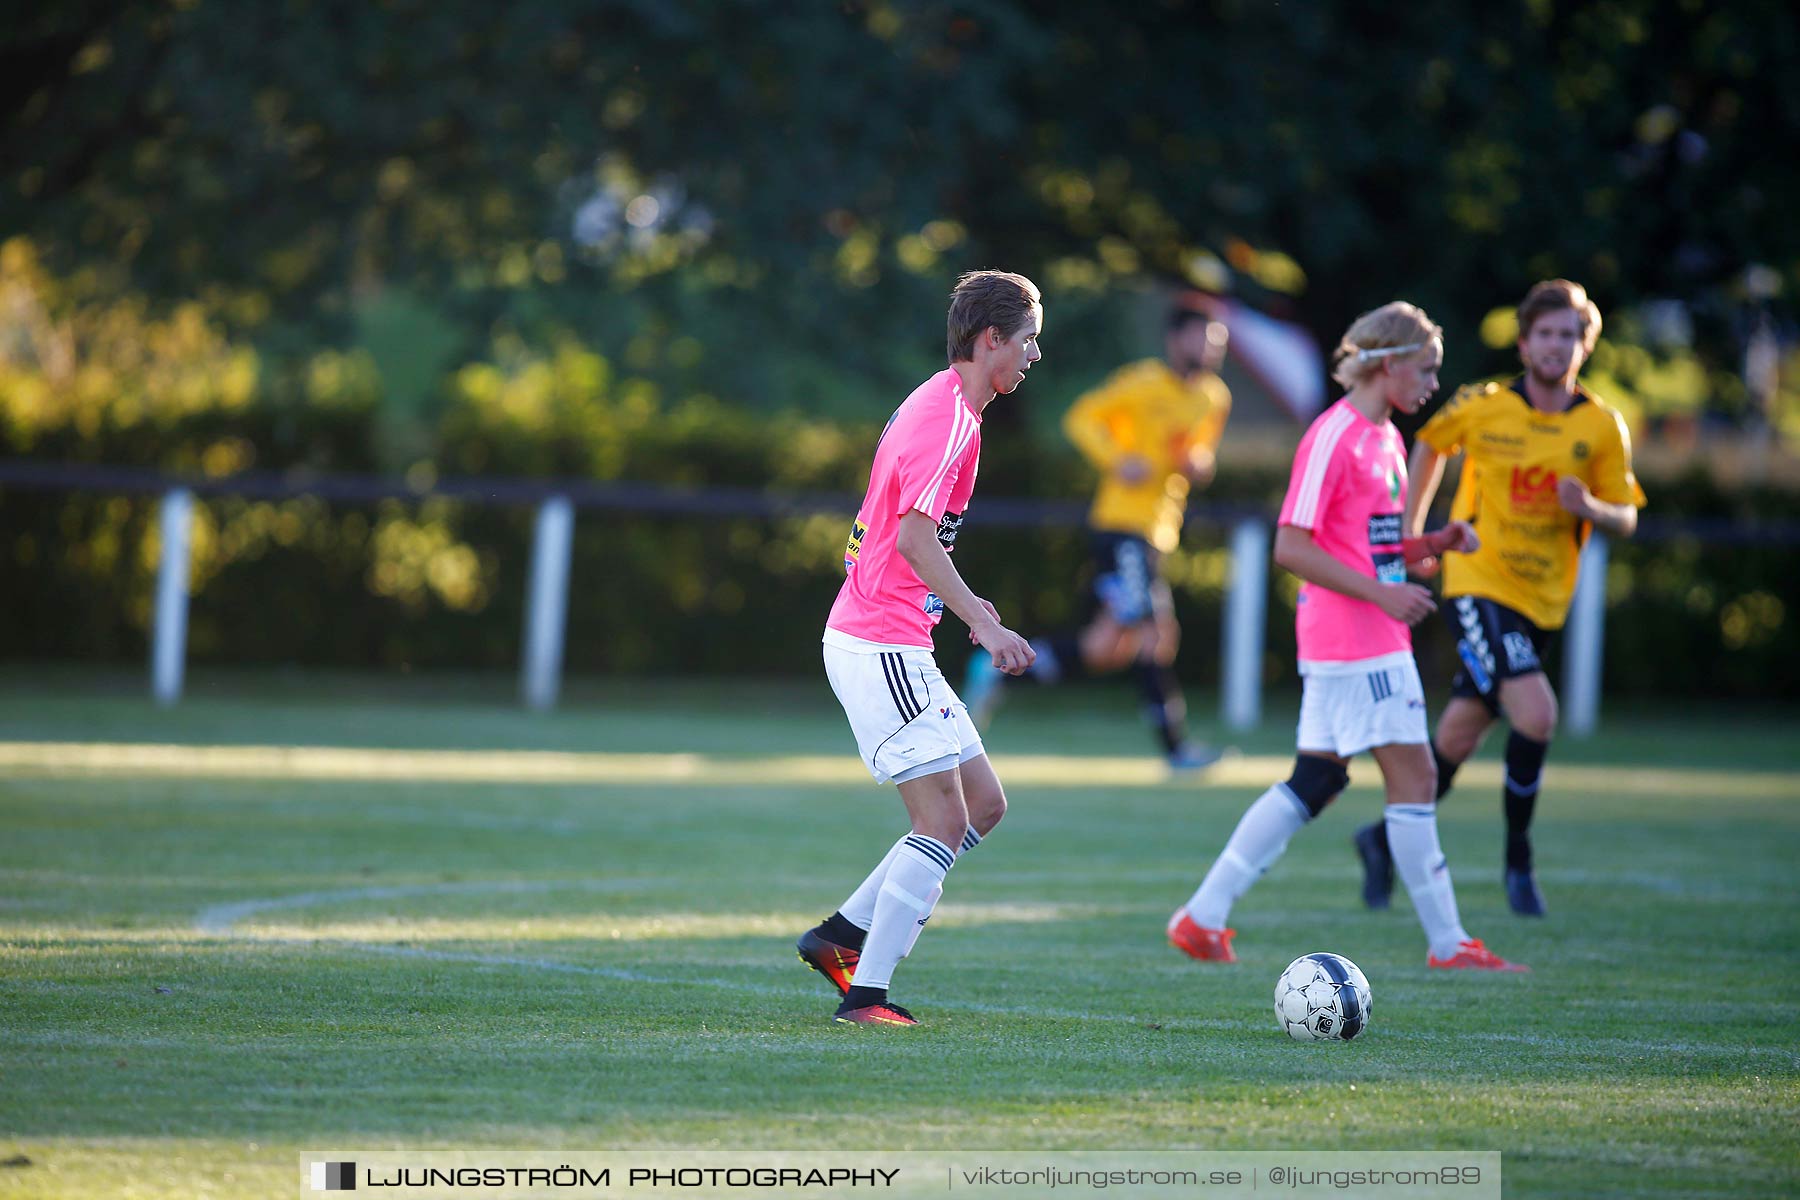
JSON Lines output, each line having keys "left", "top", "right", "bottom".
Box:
{"left": 1354, "top": 280, "right": 1646, "bottom": 916}
{"left": 965, "top": 303, "right": 1230, "bottom": 769}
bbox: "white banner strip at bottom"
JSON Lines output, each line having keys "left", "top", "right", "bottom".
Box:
{"left": 299, "top": 1150, "right": 1501, "bottom": 1199}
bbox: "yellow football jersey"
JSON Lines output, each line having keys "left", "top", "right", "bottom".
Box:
{"left": 1418, "top": 378, "right": 1646, "bottom": 630}
{"left": 1062, "top": 359, "right": 1231, "bottom": 554}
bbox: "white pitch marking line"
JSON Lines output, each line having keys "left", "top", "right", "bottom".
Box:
{"left": 193, "top": 879, "right": 656, "bottom": 936}
{"left": 193, "top": 882, "right": 1237, "bottom": 1028}
{"left": 13, "top": 740, "right": 1796, "bottom": 797}
{"left": 190, "top": 883, "right": 1800, "bottom": 1060}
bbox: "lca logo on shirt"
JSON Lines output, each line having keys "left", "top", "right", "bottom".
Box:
{"left": 1509, "top": 465, "right": 1559, "bottom": 511}
{"left": 922, "top": 593, "right": 944, "bottom": 616}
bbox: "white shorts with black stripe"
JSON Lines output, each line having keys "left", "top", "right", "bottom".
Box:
{"left": 822, "top": 629, "right": 984, "bottom": 785}
{"left": 1296, "top": 650, "right": 1429, "bottom": 757}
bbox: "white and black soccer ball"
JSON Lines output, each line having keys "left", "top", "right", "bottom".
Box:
{"left": 1274, "top": 952, "right": 1371, "bottom": 1042}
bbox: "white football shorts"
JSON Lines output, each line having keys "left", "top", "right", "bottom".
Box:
{"left": 823, "top": 631, "right": 985, "bottom": 785}
{"left": 1296, "top": 651, "right": 1429, "bottom": 757}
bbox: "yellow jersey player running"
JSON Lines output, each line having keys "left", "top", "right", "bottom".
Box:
{"left": 1353, "top": 279, "right": 1646, "bottom": 917}
{"left": 963, "top": 303, "right": 1231, "bottom": 769}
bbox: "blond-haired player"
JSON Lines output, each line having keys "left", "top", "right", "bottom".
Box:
{"left": 1170, "top": 302, "right": 1525, "bottom": 972}
{"left": 1353, "top": 280, "right": 1646, "bottom": 916}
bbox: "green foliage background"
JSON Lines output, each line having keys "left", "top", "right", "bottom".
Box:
{"left": 2, "top": 306, "right": 1794, "bottom": 698}
{"left": 3, "top": 2, "right": 1798, "bottom": 695}
{"left": 8, "top": 1, "right": 1799, "bottom": 417}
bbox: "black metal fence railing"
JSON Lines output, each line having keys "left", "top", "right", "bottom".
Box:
{"left": 4, "top": 458, "right": 1797, "bottom": 729}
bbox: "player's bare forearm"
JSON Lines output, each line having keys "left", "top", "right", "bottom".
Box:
{"left": 1404, "top": 442, "right": 1448, "bottom": 537}
{"left": 897, "top": 512, "right": 1035, "bottom": 673}
{"left": 1274, "top": 524, "right": 1437, "bottom": 625}
{"left": 1273, "top": 525, "right": 1382, "bottom": 605}
{"left": 896, "top": 512, "right": 995, "bottom": 634}
{"left": 1557, "top": 478, "right": 1638, "bottom": 538}
{"left": 1184, "top": 447, "right": 1217, "bottom": 486}
{"left": 1585, "top": 496, "right": 1638, "bottom": 537}
{"left": 1403, "top": 521, "right": 1478, "bottom": 564}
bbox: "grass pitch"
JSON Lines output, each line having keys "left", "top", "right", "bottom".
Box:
{"left": 2, "top": 670, "right": 1797, "bottom": 1198}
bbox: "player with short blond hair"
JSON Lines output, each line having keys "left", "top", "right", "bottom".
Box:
{"left": 1353, "top": 279, "right": 1646, "bottom": 916}
{"left": 1170, "top": 301, "right": 1525, "bottom": 972}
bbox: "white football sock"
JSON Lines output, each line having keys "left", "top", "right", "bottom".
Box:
{"left": 840, "top": 827, "right": 975, "bottom": 930}
{"left": 1185, "top": 783, "right": 1310, "bottom": 929}
{"left": 1386, "top": 803, "right": 1471, "bottom": 959}
{"left": 852, "top": 834, "right": 954, "bottom": 990}
{"left": 838, "top": 836, "right": 907, "bottom": 930}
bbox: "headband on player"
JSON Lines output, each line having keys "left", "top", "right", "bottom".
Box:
{"left": 1353, "top": 342, "right": 1428, "bottom": 363}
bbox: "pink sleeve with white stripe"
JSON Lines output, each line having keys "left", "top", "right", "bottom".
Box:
{"left": 944, "top": 433, "right": 980, "bottom": 517}
{"left": 1278, "top": 404, "right": 1349, "bottom": 531}
{"left": 895, "top": 391, "right": 980, "bottom": 522}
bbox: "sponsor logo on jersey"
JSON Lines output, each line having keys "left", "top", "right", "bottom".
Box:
{"left": 1368, "top": 514, "right": 1406, "bottom": 583}
{"left": 1509, "top": 464, "right": 1560, "bottom": 512}
{"left": 922, "top": 593, "right": 944, "bottom": 616}
{"left": 1573, "top": 440, "right": 1590, "bottom": 460}
{"left": 936, "top": 510, "right": 963, "bottom": 551}
{"left": 843, "top": 519, "right": 866, "bottom": 570}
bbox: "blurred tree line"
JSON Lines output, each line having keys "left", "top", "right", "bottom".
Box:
{"left": 6, "top": 0, "right": 1799, "bottom": 435}
{"left": 2, "top": 1, "right": 1797, "bottom": 696}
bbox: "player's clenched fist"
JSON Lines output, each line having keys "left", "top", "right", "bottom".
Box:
{"left": 1375, "top": 581, "right": 1438, "bottom": 626}
{"left": 974, "top": 615, "right": 1035, "bottom": 675}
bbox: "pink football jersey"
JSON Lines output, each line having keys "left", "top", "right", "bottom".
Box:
{"left": 827, "top": 369, "right": 982, "bottom": 647}
{"left": 1277, "top": 398, "right": 1413, "bottom": 665}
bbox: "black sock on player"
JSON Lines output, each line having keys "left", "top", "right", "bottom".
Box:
{"left": 815, "top": 911, "right": 866, "bottom": 950}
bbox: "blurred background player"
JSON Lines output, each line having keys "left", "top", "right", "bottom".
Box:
{"left": 964, "top": 301, "right": 1231, "bottom": 770}
{"left": 1353, "top": 279, "right": 1646, "bottom": 917}
{"left": 1169, "top": 301, "right": 1526, "bottom": 973}
{"left": 798, "top": 270, "right": 1042, "bottom": 1026}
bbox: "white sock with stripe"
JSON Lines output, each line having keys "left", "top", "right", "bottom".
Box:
{"left": 840, "top": 826, "right": 976, "bottom": 930}
{"left": 839, "top": 837, "right": 906, "bottom": 931}
{"left": 851, "top": 834, "right": 954, "bottom": 990}
{"left": 1185, "top": 783, "right": 1310, "bottom": 929}
{"left": 1385, "top": 803, "right": 1471, "bottom": 959}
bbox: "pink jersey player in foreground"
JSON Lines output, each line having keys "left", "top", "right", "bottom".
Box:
{"left": 1168, "top": 301, "right": 1527, "bottom": 972}
{"left": 798, "top": 270, "right": 1043, "bottom": 1026}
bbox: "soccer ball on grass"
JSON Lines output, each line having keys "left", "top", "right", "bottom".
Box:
{"left": 1274, "top": 952, "right": 1371, "bottom": 1042}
